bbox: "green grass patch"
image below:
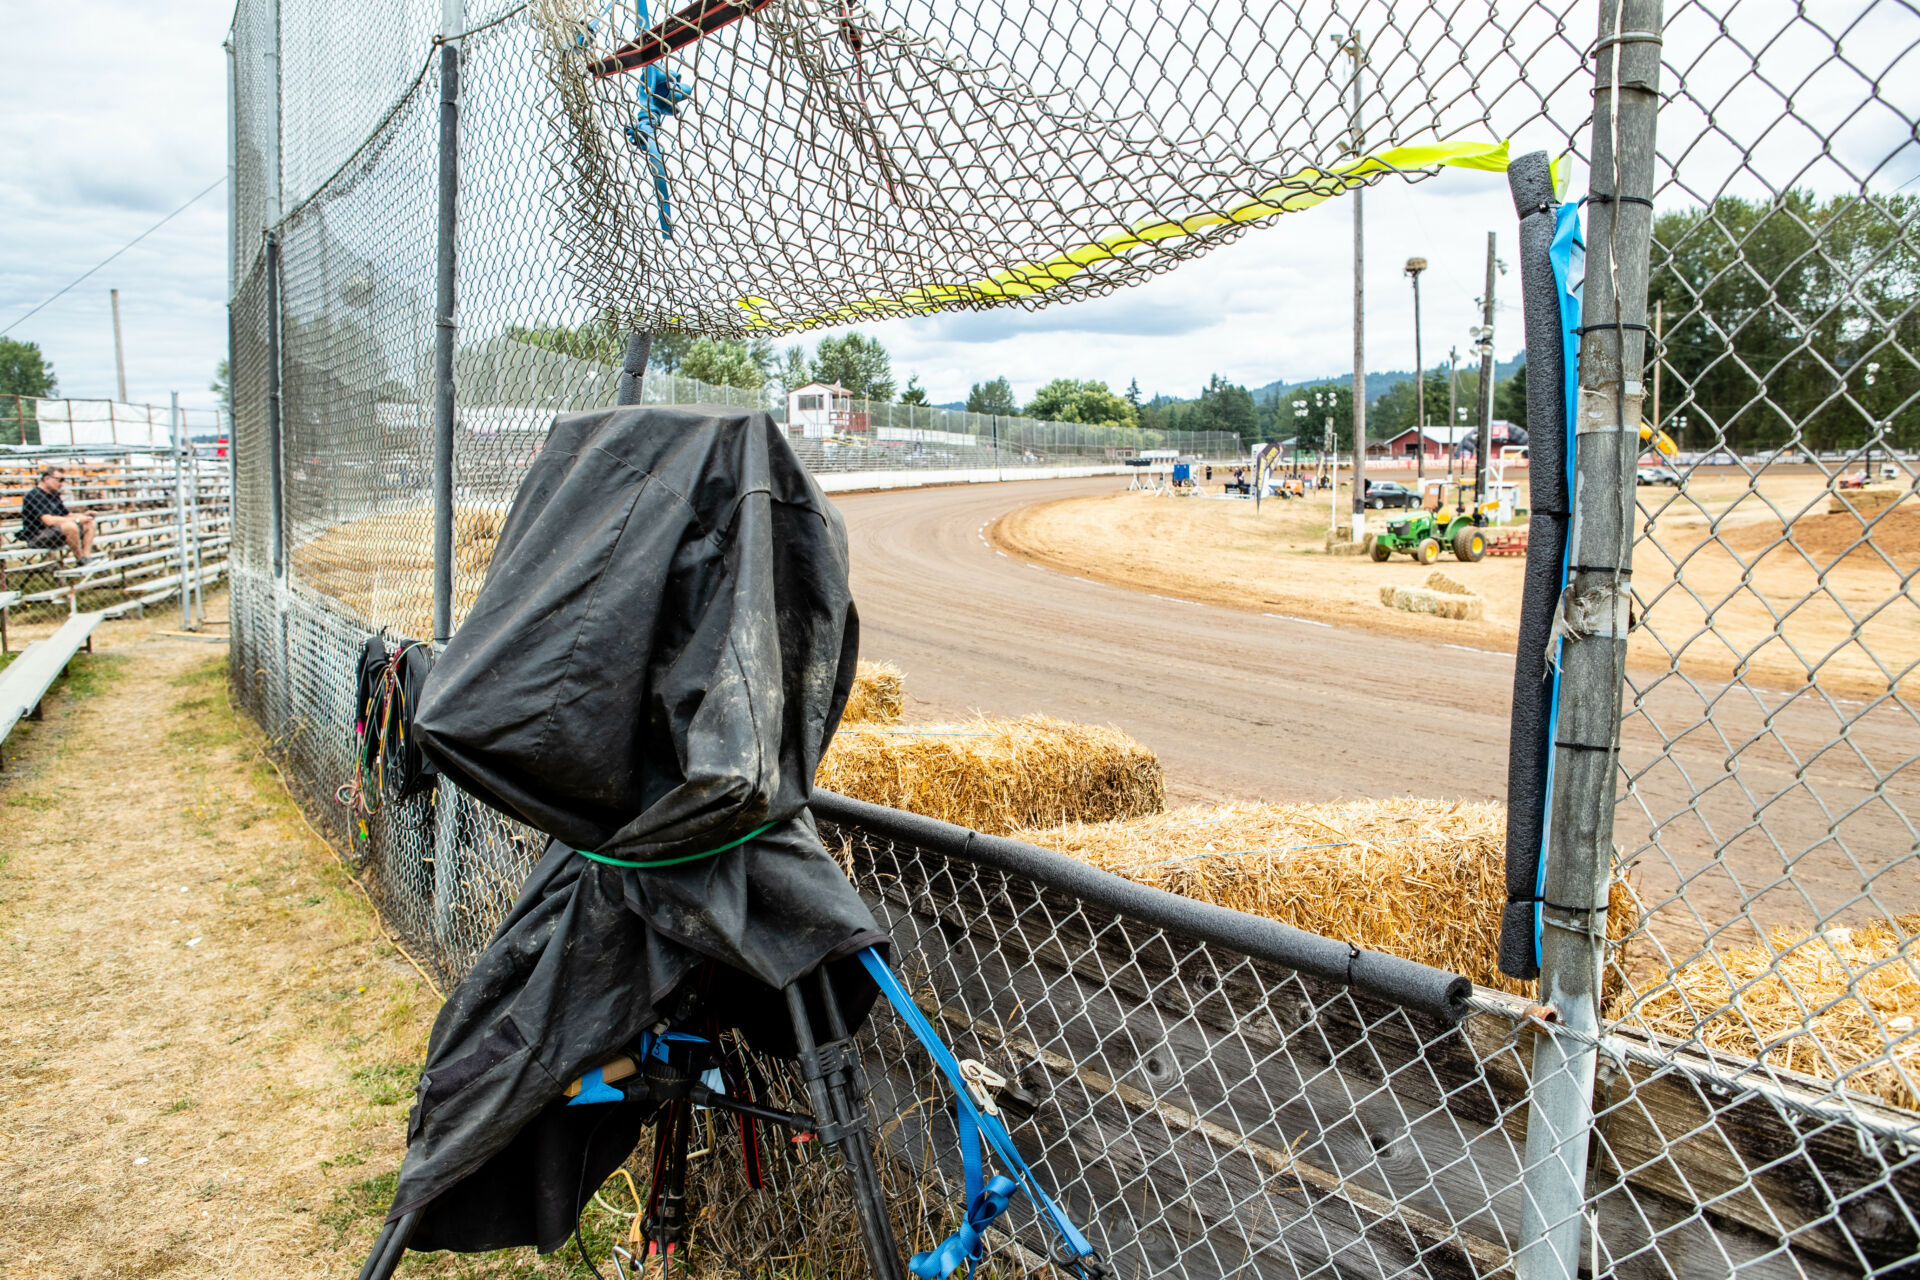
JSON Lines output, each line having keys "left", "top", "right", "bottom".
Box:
{"left": 351, "top": 1062, "right": 419, "bottom": 1106}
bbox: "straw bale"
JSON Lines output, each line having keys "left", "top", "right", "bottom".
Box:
{"left": 1625, "top": 918, "right": 1920, "bottom": 1110}
{"left": 1379, "top": 583, "right": 1483, "bottom": 621}
{"left": 1017, "top": 799, "right": 1632, "bottom": 997}
{"left": 843, "top": 660, "right": 905, "bottom": 723}
{"left": 818, "top": 715, "right": 1163, "bottom": 834}
{"left": 1425, "top": 570, "right": 1471, "bottom": 596}
{"left": 1829, "top": 487, "right": 1897, "bottom": 515}
{"left": 289, "top": 507, "right": 504, "bottom": 638}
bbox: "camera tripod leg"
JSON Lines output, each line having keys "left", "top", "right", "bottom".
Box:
{"left": 355, "top": 1208, "right": 420, "bottom": 1280}
{"left": 784, "top": 978, "right": 906, "bottom": 1280}
{"left": 641, "top": 1099, "right": 692, "bottom": 1273}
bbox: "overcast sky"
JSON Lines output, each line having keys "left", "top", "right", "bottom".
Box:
{"left": 3, "top": 1, "right": 1912, "bottom": 413}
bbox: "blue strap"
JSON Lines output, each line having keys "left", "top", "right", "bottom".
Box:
{"left": 858, "top": 949, "right": 1099, "bottom": 1269}
{"left": 909, "top": 1170, "right": 1019, "bottom": 1279}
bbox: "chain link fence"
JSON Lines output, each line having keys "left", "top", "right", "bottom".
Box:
{"left": 224, "top": 0, "right": 1920, "bottom": 1275}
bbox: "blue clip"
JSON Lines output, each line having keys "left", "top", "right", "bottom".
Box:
{"left": 568, "top": 1065, "right": 624, "bottom": 1106}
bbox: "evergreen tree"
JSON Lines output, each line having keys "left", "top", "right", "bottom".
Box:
{"left": 966, "top": 376, "right": 1016, "bottom": 415}
{"left": 1193, "top": 373, "right": 1256, "bottom": 441}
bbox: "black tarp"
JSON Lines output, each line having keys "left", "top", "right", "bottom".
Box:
{"left": 389, "top": 405, "right": 887, "bottom": 1252}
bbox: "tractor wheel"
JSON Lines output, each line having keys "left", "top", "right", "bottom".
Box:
{"left": 1415, "top": 537, "right": 1441, "bottom": 565}
{"left": 1453, "top": 527, "right": 1487, "bottom": 562}
{"left": 1368, "top": 537, "right": 1391, "bottom": 563}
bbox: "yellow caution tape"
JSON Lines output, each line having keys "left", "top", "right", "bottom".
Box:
{"left": 737, "top": 140, "right": 1560, "bottom": 329}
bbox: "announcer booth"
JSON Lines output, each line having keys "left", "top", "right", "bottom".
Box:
{"left": 785, "top": 381, "right": 854, "bottom": 438}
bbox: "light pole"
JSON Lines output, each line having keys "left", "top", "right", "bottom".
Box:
{"left": 1334, "top": 27, "right": 1367, "bottom": 541}
{"left": 1447, "top": 345, "right": 1459, "bottom": 479}
{"left": 1315, "top": 388, "right": 1338, "bottom": 537}
{"left": 1406, "top": 257, "right": 1428, "bottom": 484}
{"left": 1471, "top": 231, "right": 1498, "bottom": 508}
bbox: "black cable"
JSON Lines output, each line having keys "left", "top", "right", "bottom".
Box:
{"left": 1, "top": 176, "right": 226, "bottom": 337}
{"left": 573, "top": 1113, "right": 615, "bottom": 1280}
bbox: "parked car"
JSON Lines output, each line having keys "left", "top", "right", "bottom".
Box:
{"left": 1637, "top": 467, "right": 1683, "bottom": 487}
{"left": 1363, "top": 480, "right": 1421, "bottom": 509}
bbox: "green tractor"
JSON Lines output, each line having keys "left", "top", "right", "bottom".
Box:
{"left": 1367, "top": 481, "right": 1490, "bottom": 564}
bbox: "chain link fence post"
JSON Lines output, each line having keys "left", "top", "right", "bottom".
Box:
{"left": 430, "top": 0, "right": 465, "bottom": 647}
{"left": 1515, "top": 2, "right": 1662, "bottom": 1276}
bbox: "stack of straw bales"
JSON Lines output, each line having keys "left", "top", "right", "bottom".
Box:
{"left": 843, "top": 661, "right": 905, "bottom": 724}
{"left": 290, "top": 508, "right": 505, "bottom": 639}
{"left": 1626, "top": 918, "right": 1920, "bottom": 1109}
{"left": 818, "top": 715, "right": 1164, "bottom": 834}
{"left": 1380, "top": 570, "right": 1484, "bottom": 621}
{"left": 1018, "top": 799, "right": 1631, "bottom": 997}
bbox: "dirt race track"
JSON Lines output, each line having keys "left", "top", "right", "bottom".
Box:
{"left": 834, "top": 476, "right": 1920, "bottom": 943}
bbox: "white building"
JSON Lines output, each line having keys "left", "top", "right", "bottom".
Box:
{"left": 787, "top": 381, "right": 854, "bottom": 438}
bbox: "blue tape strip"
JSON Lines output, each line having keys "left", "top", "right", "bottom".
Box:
{"left": 1536, "top": 201, "right": 1586, "bottom": 969}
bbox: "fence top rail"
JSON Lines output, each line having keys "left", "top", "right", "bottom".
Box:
{"left": 811, "top": 788, "right": 1472, "bottom": 1022}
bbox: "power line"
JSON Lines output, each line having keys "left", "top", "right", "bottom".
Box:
{"left": 0, "top": 176, "right": 226, "bottom": 339}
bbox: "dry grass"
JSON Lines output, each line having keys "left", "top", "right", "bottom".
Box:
{"left": 1016, "top": 798, "right": 1631, "bottom": 998}
{"left": 818, "top": 715, "right": 1164, "bottom": 834}
{"left": 844, "top": 660, "right": 905, "bottom": 723}
{"left": 1624, "top": 917, "right": 1920, "bottom": 1110}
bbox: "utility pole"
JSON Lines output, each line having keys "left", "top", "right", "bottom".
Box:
{"left": 1336, "top": 27, "right": 1367, "bottom": 541}
{"left": 1407, "top": 257, "right": 1428, "bottom": 483}
{"left": 111, "top": 289, "right": 129, "bottom": 403}
{"left": 1473, "top": 232, "right": 1497, "bottom": 506}
{"left": 1448, "top": 345, "right": 1458, "bottom": 479}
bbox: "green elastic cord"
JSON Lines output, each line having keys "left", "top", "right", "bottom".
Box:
{"left": 577, "top": 820, "right": 778, "bottom": 869}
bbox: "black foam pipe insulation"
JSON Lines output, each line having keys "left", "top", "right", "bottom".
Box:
{"left": 1500, "top": 151, "right": 1570, "bottom": 982}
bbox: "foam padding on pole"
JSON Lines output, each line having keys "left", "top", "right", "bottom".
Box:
{"left": 1500, "top": 151, "right": 1569, "bottom": 981}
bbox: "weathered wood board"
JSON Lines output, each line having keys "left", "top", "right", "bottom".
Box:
{"left": 832, "top": 829, "right": 1917, "bottom": 1279}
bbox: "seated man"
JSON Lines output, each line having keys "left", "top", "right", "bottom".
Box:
{"left": 18, "top": 466, "right": 95, "bottom": 565}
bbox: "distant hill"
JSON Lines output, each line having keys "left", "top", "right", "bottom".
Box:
{"left": 933, "top": 400, "right": 968, "bottom": 411}
{"left": 1249, "top": 352, "right": 1526, "bottom": 406}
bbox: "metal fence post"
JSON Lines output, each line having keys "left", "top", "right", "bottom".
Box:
{"left": 172, "top": 392, "right": 190, "bottom": 628}
{"left": 430, "top": 0, "right": 465, "bottom": 647}
{"left": 1515, "top": 2, "right": 1661, "bottom": 1277}
{"left": 266, "top": 231, "right": 286, "bottom": 581}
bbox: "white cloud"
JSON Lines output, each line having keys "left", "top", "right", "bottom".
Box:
{"left": 3, "top": 0, "right": 1906, "bottom": 420}
{"left": 0, "top": 1, "right": 233, "bottom": 411}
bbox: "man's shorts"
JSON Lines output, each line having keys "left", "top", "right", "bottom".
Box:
{"left": 24, "top": 527, "right": 66, "bottom": 549}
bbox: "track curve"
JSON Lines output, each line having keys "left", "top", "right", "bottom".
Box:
{"left": 834, "top": 476, "right": 1514, "bottom": 805}
{"left": 832, "top": 476, "right": 1920, "bottom": 935}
